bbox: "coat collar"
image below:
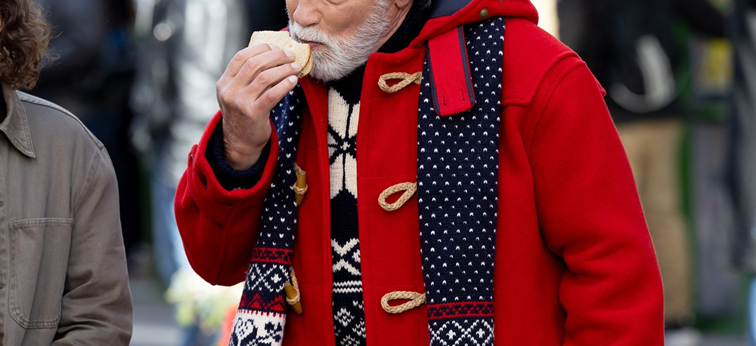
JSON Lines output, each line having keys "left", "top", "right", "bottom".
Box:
{"left": 0, "top": 83, "right": 36, "bottom": 158}
{"left": 429, "top": 0, "right": 472, "bottom": 19}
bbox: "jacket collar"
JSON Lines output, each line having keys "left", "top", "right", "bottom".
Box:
{"left": 0, "top": 83, "right": 36, "bottom": 158}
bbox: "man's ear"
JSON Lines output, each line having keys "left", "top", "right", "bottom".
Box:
{"left": 394, "top": 0, "right": 413, "bottom": 10}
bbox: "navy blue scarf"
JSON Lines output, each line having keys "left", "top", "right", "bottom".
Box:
{"left": 418, "top": 18, "right": 503, "bottom": 346}
{"left": 229, "top": 17, "right": 504, "bottom": 346}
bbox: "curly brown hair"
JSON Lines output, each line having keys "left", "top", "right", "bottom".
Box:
{"left": 0, "top": 0, "right": 51, "bottom": 89}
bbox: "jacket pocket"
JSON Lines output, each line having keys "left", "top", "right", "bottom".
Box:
{"left": 9, "top": 218, "right": 74, "bottom": 329}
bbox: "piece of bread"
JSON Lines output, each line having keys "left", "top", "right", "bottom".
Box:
{"left": 249, "top": 31, "right": 313, "bottom": 78}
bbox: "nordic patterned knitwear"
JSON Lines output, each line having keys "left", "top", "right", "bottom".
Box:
{"left": 327, "top": 78, "right": 368, "bottom": 346}
{"left": 416, "top": 18, "right": 504, "bottom": 346}
{"left": 229, "top": 85, "right": 304, "bottom": 346}
{"left": 227, "top": 17, "right": 505, "bottom": 346}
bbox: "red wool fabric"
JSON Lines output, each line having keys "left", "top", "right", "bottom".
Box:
{"left": 174, "top": 0, "right": 664, "bottom": 345}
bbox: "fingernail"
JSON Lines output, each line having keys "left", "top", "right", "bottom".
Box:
{"left": 268, "top": 44, "right": 276, "bottom": 50}
{"left": 284, "top": 50, "right": 294, "bottom": 57}
{"left": 291, "top": 62, "right": 302, "bottom": 70}
{"left": 288, "top": 76, "right": 298, "bottom": 83}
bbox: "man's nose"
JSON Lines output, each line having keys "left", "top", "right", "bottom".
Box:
{"left": 291, "top": 0, "right": 320, "bottom": 27}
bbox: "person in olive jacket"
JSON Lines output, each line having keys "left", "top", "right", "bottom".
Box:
{"left": 0, "top": 0, "right": 132, "bottom": 345}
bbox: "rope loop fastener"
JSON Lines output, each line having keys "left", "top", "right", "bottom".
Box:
{"left": 381, "top": 291, "right": 426, "bottom": 314}
{"left": 283, "top": 267, "right": 303, "bottom": 314}
{"left": 378, "top": 182, "right": 417, "bottom": 212}
{"left": 378, "top": 72, "right": 423, "bottom": 94}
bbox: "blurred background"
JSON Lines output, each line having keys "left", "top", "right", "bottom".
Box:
{"left": 24, "top": 0, "right": 756, "bottom": 345}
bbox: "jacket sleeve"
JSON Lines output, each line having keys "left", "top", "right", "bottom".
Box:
{"left": 52, "top": 148, "right": 132, "bottom": 346}
{"left": 174, "top": 111, "right": 279, "bottom": 286}
{"left": 527, "top": 59, "right": 664, "bottom": 345}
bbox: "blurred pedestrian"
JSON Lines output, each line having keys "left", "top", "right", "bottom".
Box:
{"left": 30, "top": 0, "right": 143, "bottom": 261}
{"left": 130, "top": 0, "right": 287, "bottom": 344}
{"left": 559, "top": 0, "right": 724, "bottom": 345}
{"left": 726, "top": 0, "right": 756, "bottom": 344}
{"left": 0, "top": 0, "right": 132, "bottom": 344}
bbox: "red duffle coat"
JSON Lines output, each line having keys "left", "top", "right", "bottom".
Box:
{"left": 175, "top": 0, "right": 665, "bottom": 344}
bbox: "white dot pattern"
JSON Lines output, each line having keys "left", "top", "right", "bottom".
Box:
{"left": 230, "top": 85, "right": 305, "bottom": 345}
{"left": 417, "top": 18, "right": 504, "bottom": 346}
{"left": 257, "top": 85, "right": 303, "bottom": 252}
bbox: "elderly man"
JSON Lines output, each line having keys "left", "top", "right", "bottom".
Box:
{"left": 175, "top": 0, "right": 663, "bottom": 345}
{"left": 0, "top": 0, "right": 132, "bottom": 345}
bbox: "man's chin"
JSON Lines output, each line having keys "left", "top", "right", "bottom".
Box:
{"left": 308, "top": 67, "right": 344, "bottom": 83}
{"left": 307, "top": 57, "right": 364, "bottom": 82}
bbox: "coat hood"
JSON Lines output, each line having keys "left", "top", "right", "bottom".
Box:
{"left": 410, "top": 0, "right": 539, "bottom": 47}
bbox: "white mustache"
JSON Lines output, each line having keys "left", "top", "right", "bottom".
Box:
{"left": 289, "top": 22, "right": 328, "bottom": 46}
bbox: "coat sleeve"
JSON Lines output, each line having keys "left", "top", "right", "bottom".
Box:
{"left": 52, "top": 148, "right": 132, "bottom": 346}
{"left": 174, "top": 111, "right": 279, "bottom": 286}
{"left": 527, "top": 59, "right": 664, "bottom": 345}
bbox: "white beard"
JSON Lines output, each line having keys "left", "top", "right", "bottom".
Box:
{"left": 289, "top": 0, "right": 392, "bottom": 82}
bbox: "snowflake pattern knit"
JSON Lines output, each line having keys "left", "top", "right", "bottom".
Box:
{"left": 327, "top": 80, "right": 367, "bottom": 346}
{"left": 229, "top": 86, "right": 304, "bottom": 346}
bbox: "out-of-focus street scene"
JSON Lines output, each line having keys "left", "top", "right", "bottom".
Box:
{"left": 19, "top": 0, "right": 756, "bottom": 345}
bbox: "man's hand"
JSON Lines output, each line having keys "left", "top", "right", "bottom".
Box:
{"left": 217, "top": 44, "right": 303, "bottom": 170}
